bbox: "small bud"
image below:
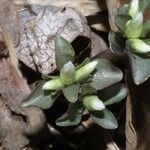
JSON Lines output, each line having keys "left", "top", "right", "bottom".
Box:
{"left": 60, "top": 61, "right": 76, "bottom": 85}
{"left": 126, "top": 39, "right": 150, "bottom": 54}
{"left": 128, "top": 0, "right": 139, "bottom": 18}
{"left": 125, "top": 12, "right": 143, "bottom": 39}
{"left": 43, "top": 78, "right": 64, "bottom": 91}
{"left": 82, "top": 95, "right": 105, "bottom": 111}
{"left": 75, "top": 60, "right": 98, "bottom": 82}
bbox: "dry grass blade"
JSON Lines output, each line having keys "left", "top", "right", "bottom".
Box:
{"left": 126, "top": 94, "right": 137, "bottom": 150}
{"left": 3, "top": 31, "right": 21, "bottom": 76}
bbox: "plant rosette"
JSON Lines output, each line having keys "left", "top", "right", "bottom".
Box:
{"left": 109, "top": 0, "right": 150, "bottom": 84}
{"left": 22, "top": 37, "right": 128, "bottom": 129}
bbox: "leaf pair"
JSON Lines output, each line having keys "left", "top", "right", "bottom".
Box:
{"left": 56, "top": 83, "right": 128, "bottom": 129}
{"left": 56, "top": 103, "right": 118, "bottom": 130}
{"left": 22, "top": 59, "right": 127, "bottom": 129}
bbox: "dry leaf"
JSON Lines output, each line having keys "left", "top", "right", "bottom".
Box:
{"left": 0, "top": 0, "right": 19, "bottom": 46}
{"left": 90, "top": 32, "right": 108, "bottom": 57}
{"left": 14, "top": 0, "right": 106, "bottom": 16}
{"left": 0, "top": 58, "right": 46, "bottom": 149}
{"left": 3, "top": 31, "right": 21, "bottom": 77}
{"left": 126, "top": 94, "right": 137, "bottom": 150}
{"left": 17, "top": 5, "right": 90, "bottom": 74}
{"left": 106, "top": 0, "right": 129, "bottom": 31}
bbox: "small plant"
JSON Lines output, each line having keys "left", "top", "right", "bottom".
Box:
{"left": 109, "top": 0, "right": 150, "bottom": 84}
{"left": 22, "top": 37, "right": 128, "bottom": 129}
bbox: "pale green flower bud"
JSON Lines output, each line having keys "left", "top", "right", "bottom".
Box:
{"left": 75, "top": 60, "right": 98, "bottom": 82}
{"left": 125, "top": 12, "right": 143, "bottom": 39}
{"left": 128, "top": 0, "right": 139, "bottom": 18}
{"left": 126, "top": 39, "right": 150, "bottom": 54}
{"left": 82, "top": 95, "right": 105, "bottom": 111}
{"left": 60, "top": 61, "right": 76, "bottom": 86}
{"left": 43, "top": 78, "right": 64, "bottom": 91}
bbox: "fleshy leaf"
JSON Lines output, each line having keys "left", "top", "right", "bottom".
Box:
{"left": 125, "top": 12, "right": 143, "bottom": 39}
{"left": 56, "top": 102, "right": 84, "bottom": 126}
{"left": 22, "top": 81, "right": 57, "bottom": 109}
{"left": 128, "top": 0, "right": 139, "bottom": 18}
{"left": 90, "top": 109, "right": 118, "bottom": 129}
{"left": 75, "top": 60, "right": 98, "bottom": 82}
{"left": 55, "top": 36, "right": 75, "bottom": 70}
{"left": 98, "top": 83, "right": 128, "bottom": 106}
{"left": 82, "top": 95, "right": 105, "bottom": 111}
{"left": 126, "top": 39, "right": 150, "bottom": 54}
{"left": 81, "top": 84, "right": 97, "bottom": 96}
{"left": 109, "top": 31, "right": 126, "bottom": 53}
{"left": 128, "top": 52, "right": 150, "bottom": 84}
{"left": 91, "top": 59, "right": 123, "bottom": 90}
{"left": 42, "top": 78, "right": 64, "bottom": 91}
{"left": 60, "top": 61, "right": 76, "bottom": 85}
{"left": 115, "top": 4, "right": 131, "bottom": 31}
{"left": 62, "top": 84, "right": 79, "bottom": 103}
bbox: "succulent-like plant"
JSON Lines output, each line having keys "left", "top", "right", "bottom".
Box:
{"left": 109, "top": 0, "right": 150, "bottom": 84}
{"left": 22, "top": 37, "right": 128, "bottom": 129}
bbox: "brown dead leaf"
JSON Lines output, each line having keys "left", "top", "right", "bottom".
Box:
{"left": 3, "top": 31, "right": 21, "bottom": 76}
{"left": 105, "top": 0, "right": 129, "bottom": 31}
{"left": 90, "top": 32, "right": 108, "bottom": 57}
{"left": 17, "top": 5, "right": 90, "bottom": 74}
{"left": 0, "top": 0, "right": 19, "bottom": 46}
{"left": 126, "top": 94, "right": 137, "bottom": 150}
{"left": 14, "top": 0, "right": 106, "bottom": 16}
{"left": 0, "top": 97, "right": 29, "bottom": 150}
{"left": 0, "top": 58, "right": 46, "bottom": 149}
